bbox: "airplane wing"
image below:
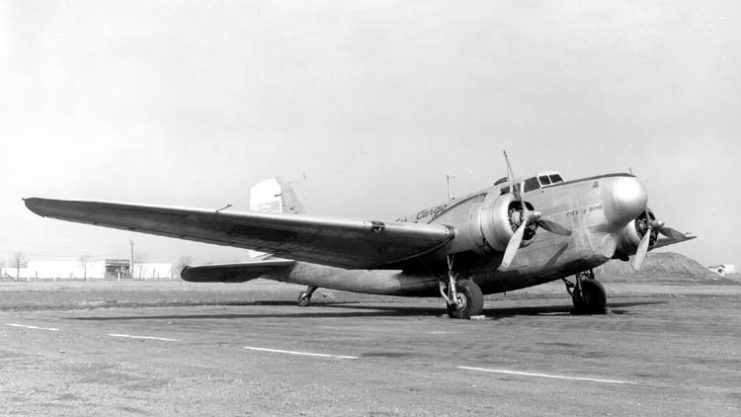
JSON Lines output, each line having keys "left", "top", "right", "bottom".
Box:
{"left": 24, "top": 198, "right": 454, "bottom": 269}
{"left": 181, "top": 259, "right": 296, "bottom": 283}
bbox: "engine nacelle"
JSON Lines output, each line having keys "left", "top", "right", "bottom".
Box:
{"left": 613, "top": 208, "right": 658, "bottom": 260}
{"left": 475, "top": 193, "right": 536, "bottom": 252}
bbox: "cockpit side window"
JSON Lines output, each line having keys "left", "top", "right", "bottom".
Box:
{"left": 539, "top": 175, "right": 552, "bottom": 185}
{"left": 549, "top": 174, "right": 564, "bottom": 184}
{"left": 524, "top": 177, "right": 540, "bottom": 193}
{"left": 500, "top": 184, "right": 522, "bottom": 195}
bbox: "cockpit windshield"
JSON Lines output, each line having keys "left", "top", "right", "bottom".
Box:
{"left": 498, "top": 172, "right": 564, "bottom": 195}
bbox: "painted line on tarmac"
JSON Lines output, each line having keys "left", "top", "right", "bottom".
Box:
{"left": 107, "top": 333, "right": 180, "bottom": 342}
{"left": 244, "top": 346, "right": 358, "bottom": 360}
{"left": 458, "top": 366, "right": 635, "bottom": 385}
{"left": 7, "top": 323, "right": 60, "bottom": 331}
{"left": 426, "top": 331, "right": 461, "bottom": 334}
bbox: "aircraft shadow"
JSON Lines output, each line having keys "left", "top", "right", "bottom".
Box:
{"left": 70, "top": 300, "right": 664, "bottom": 321}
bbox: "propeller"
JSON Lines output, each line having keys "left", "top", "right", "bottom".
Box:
{"left": 632, "top": 212, "right": 687, "bottom": 270}
{"left": 633, "top": 221, "right": 652, "bottom": 270}
{"left": 498, "top": 152, "right": 571, "bottom": 271}
{"left": 629, "top": 169, "right": 686, "bottom": 270}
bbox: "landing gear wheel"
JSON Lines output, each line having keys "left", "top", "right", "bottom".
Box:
{"left": 447, "top": 279, "right": 484, "bottom": 319}
{"left": 572, "top": 279, "right": 606, "bottom": 314}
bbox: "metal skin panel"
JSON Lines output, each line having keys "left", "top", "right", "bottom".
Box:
{"left": 264, "top": 262, "right": 440, "bottom": 296}
{"left": 23, "top": 198, "right": 454, "bottom": 270}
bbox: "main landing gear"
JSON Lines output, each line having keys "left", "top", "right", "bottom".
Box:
{"left": 563, "top": 269, "right": 607, "bottom": 314}
{"left": 297, "top": 285, "right": 317, "bottom": 307}
{"left": 440, "top": 256, "right": 484, "bottom": 319}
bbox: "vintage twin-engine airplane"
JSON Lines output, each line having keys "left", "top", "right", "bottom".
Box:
{"left": 24, "top": 154, "right": 694, "bottom": 319}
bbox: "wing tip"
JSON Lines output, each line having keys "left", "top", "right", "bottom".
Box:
{"left": 24, "top": 197, "right": 46, "bottom": 216}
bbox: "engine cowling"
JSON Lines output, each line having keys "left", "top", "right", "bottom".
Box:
{"left": 476, "top": 193, "right": 537, "bottom": 252}
{"left": 613, "top": 208, "right": 659, "bottom": 260}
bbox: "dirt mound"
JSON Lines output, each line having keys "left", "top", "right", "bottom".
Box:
{"left": 596, "top": 252, "right": 733, "bottom": 284}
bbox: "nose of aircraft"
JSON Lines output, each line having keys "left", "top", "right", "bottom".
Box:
{"left": 601, "top": 175, "right": 648, "bottom": 227}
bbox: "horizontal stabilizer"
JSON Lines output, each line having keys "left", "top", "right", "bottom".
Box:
{"left": 181, "top": 259, "right": 295, "bottom": 283}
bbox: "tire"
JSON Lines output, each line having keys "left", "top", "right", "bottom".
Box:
{"left": 447, "top": 279, "right": 484, "bottom": 319}
{"left": 572, "top": 279, "right": 606, "bottom": 314}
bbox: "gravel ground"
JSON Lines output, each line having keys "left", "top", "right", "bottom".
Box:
{"left": 1, "top": 279, "right": 740, "bottom": 416}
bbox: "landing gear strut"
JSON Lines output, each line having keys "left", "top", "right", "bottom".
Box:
{"left": 297, "top": 285, "right": 317, "bottom": 307}
{"left": 563, "top": 269, "right": 606, "bottom": 314}
{"left": 440, "top": 255, "right": 484, "bottom": 319}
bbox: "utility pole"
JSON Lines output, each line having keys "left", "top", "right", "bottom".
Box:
{"left": 129, "top": 240, "right": 134, "bottom": 279}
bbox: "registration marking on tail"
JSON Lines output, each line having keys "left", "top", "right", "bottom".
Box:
{"left": 7, "top": 323, "right": 60, "bottom": 331}
{"left": 107, "top": 333, "right": 180, "bottom": 342}
{"left": 458, "top": 366, "right": 635, "bottom": 385}
{"left": 244, "top": 346, "right": 358, "bottom": 360}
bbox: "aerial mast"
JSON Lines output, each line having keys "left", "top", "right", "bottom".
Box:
{"left": 446, "top": 174, "right": 455, "bottom": 200}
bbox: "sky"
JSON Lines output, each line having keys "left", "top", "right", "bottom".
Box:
{"left": 1, "top": 0, "right": 739, "bottom": 267}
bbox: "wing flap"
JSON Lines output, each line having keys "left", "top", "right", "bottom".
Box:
{"left": 24, "top": 198, "right": 454, "bottom": 269}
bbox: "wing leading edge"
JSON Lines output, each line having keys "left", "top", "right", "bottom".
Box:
{"left": 24, "top": 198, "right": 454, "bottom": 269}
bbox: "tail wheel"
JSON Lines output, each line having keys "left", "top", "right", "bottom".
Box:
{"left": 572, "top": 279, "right": 607, "bottom": 314}
{"left": 297, "top": 293, "right": 311, "bottom": 307}
{"left": 447, "top": 279, "right": 484, "bottom": 319}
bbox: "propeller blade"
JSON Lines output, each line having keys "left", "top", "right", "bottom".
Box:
{"left": 633, "top": 229, "right": 652, "bottom": 270}
{"left": 503, "top": 150, "right": 521, "bottom": 201}
{"left": 657, "top": 225, "right": 687, "bottom": 241}
{"left": 503, "top": 151, "right": 515, "bottom": 184}
{"left": 499, "top": 222, "right": 527, "bottom": 271}
{"left": 535, "top": 218, "right": 572, "bottom": 236}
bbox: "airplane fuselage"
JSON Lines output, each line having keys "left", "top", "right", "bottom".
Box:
{"left": 269, "top": 172, "right": 649, "bottom": 297}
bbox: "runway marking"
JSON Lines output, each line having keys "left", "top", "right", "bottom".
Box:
{"left": 244, "top": 346, "right": 358, "bottom": 360}
{"left": 458, "top": 366, "right": 635, "bottom": 385}
{"left": 107, "top": 333, "right": 180, "bottom": 342}
{"left": 426, "top": 331, "right": 461, "bottom": 334}
{"left": 7, "top": 323, "right": 60, "bottom": 331}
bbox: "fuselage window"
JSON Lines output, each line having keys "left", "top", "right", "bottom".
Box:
{"left": 539, "top": 175, "right": 552, "bottom": 185}
{"left": 524, "top": 177, "right": 540, "bottom": 193}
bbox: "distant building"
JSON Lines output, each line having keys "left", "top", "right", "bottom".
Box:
{"left": 708, "top": 264, "right": 737, "bottom": 277}
{"left": 1, "top": 259, "right": 172, "bottom": 280}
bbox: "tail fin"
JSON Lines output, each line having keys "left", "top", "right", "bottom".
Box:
{"left": 248, "top": 177, "right": 305, "bottom": 259}
{"left": 249, "top": 177, "right": 305, "bottom": 215}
